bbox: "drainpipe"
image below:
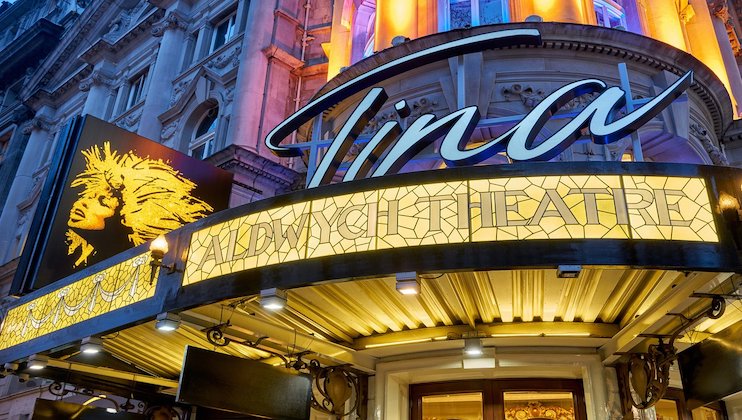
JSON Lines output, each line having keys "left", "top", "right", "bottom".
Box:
{"left": 289, "top": 0, "right": 313, "bottom": 170}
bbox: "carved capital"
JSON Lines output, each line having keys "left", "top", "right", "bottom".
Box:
{"left": 709, "top": 0, "right": 730, "bottom": 21}
{"left": 79, "top": 70, "right": 113, "bottom": 92}
{"left": 151, "top": 11, "right": 188, "bottom": 37}
{"left": 21, "top": 115, "right": 54, "bottom": 135}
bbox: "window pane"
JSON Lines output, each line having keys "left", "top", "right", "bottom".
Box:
{"left": 692, "top": 406, "right": 722, "bottom": 420}
{"left": 503, "top": 391, "right": 575, "bottom": 419}
{"left": 655, "top": 399, "right": 680, "bottom": 420}
{"left": 595, "top": 6, "right": 605, "bottom": 27}
{"left": 422, "top": 392, "right": 482, "bottom": 420}
{"left": 190, "top": 143, "right": 206, "bottom": 160}
{"left": 608, "top": 13, "right": 622, "bottom": 28}
{"left": 450, "top": 0, "right": 473, "bottom": 29}
{"left": 479, "top": 0, "right": 505, "bottom": 24}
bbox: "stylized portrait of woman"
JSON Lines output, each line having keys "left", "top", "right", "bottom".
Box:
{"left": 66, "top": 141, "right": 213, "bottom": 267}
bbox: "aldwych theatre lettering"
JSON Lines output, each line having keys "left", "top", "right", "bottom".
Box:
{"left": 185, "top": 176, "right": 717, "bottom": 284}
{"left": 262, "top": 29, "right": 693, "bottom": 188}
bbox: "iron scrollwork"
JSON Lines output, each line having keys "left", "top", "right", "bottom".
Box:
{"left": 292, "top": 356, "right": 361, "bottom": 417}
{"left": 624, "top": 294, "right": 728, "bottom": 410}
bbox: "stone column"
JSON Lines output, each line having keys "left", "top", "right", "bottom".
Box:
{"left": 644, "top": 0, "right": 688, "bottom": 51}
{"left": 80, "top": 70, "right": 113, "bottom": 119}
{"left": 685, "top": 0, "right": 737, "bottom": 111}
{"left": 532, "top": 0, "right": 585, "bottom": 23}
{"left": 327, "top": 0, "right": 352, "bottom": 79}
{"left": 0, "top": 108, "right": 53, "bottom": 262}
{"left": 709, "top": 2, "right": 742, "bottom": 116}
{"left": 225, "top": 0, "right": 278, "bottom": 155}
{"left": 136, "top": 11, "right": 187, "bottom": 141}
{"left": 375, "top": 0, "right": 418, "bottom": 50}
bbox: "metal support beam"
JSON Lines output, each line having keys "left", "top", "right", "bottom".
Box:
{"left": 46, "top": 359, "right": 179, "bottom": 388}
{"left": 185, "top": 305, "right": 377, "bottom": 373}
{"left": 599, "top": 272, "right": 733, "bottom": 365}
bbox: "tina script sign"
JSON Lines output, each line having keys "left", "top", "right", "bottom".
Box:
{"left": 264, "top": 29, "right": 693, "bottom": 188}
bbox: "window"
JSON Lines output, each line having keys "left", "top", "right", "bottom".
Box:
{"left": 210, "top": 13, "right": 237, "bottom": 53}
{"left": 441, "top": 0, "right": 508, "bottom": 31}
{"left": 126, "top": 71, "right": 147, "bottom": 110}
{"left": 189, "top": 107, "right": 219, "bottom": 160}
{"left": 594, "top": 0, "right": 626, "bottom": 29}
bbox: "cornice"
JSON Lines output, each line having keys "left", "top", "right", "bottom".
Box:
{"left": 79, "top": 7, "right": 165, "bottom": 63}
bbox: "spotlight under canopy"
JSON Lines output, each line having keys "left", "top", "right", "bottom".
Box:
{"left": 27, "top": 354, "right": 48, "bottom": 370}
{"left": 155, "top": 312, "right": 181, "bottom": 331}
{"left": 80, "top": 336, "right": 103, "bottom": 354}
{"left": 463, "top": 337, "right": 484, "bottom": 356}
{"left": 260, "top": 288, "right": 288, "bottom": 310}
{"left": 395, "top": 271, "right": 421, "bottom": 295}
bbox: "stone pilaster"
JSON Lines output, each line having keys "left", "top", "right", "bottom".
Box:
{"left": 0, "top": 109, "right": 54, "bottom": 263}
{"left": 136, "top": 11, "right": 187, "bottom": 140}
{"left": 709, "top": 1, "right": 742, "bottom": 116}
{"left": 80, "top": 70, "right": 113, "bottom": 119}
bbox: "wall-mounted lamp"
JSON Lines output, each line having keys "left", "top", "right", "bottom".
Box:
{"left": 27, "top": 354, "right": 48, "bottom": 370}
{"left": 148, "top": 235, "right": 181, "bottom": 284}
{"left": 155, "top": 312, "right": 181, "bottom": 331}
{"left": 80, "top": 336, "right": 103, "bottom": 354}
{"left": 395, "top": 272, "right": 421, "bottom": 295}
{"left": 557, "top": 265, "right": 581, "bottom": 279}
{"left": 260, "top": 288, "right": 288, "bottom": 310}
{"left": 463, "top": 337, "right": 484, "bottom": 356}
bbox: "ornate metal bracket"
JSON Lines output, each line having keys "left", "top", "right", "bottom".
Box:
{"left": 622, "top": 295, "right": 727, "bottom": 410}
{"left": 204, "top": 323, "right": 362, "bottom": 417}
{"left": 292, "top": 355, "right": 361, "bottom": 417}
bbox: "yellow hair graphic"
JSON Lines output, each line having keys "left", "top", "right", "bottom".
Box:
{"left": 66, "top": 141, "right": 213, "bottom": 267}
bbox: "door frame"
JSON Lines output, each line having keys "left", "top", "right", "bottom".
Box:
{"left": 410, "top": 378, "right": 588, "bottom": 420}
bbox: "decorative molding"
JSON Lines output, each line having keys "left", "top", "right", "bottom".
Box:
{"left": 170, "top": 79, "right": 190, "bottom": 106}
{"left": 502, "top": 84, "right": 545, "bottom": 108}
{"left": 151, "top": 11, "right": 188, "bottom": 37}
{"left": 206, "top": 45, "right": 241, "bottom": 70}
{"left": 691, "top": 122, "right": 729, "bottom": 165}
{"left": 160, "top": 121, "right": 178, "bottom": 141}
{"left": 21, "top": 115, "right": 54, "bottom": 135}
{"left": 115, "top": 108, "right": 143, "bottom": 130}
{"left": 263, "top": 44, "right": 304, "bottom": 70}
{"left": 78, "top": 70, "right": 113, "bottom": 92}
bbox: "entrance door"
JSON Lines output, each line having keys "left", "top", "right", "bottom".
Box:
{"left": 411, "top": 379, "right": 588, "bottom": 420}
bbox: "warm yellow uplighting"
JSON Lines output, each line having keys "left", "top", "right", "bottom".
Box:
{"left": 375, "top": 0, "right": 417, "bottom": 50}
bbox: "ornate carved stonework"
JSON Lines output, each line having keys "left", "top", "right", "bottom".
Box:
{"left": 160, "top": 121, "right": 178, "bottom": 141}
{"left": 151, "top": 11, "right": 188, "bottom": 37}
{"left": 116, "top": 109, "right": 143, "bottom": 130}
{"left": 502, "top": 84, "right": 545, "bottom": 108}
{"left": 21, "top": 115, "right": 54, "bottom": 135}
{"left": 78, "top": 70, "right": 113, "bottom": 92}
{"left": 691, "top": 123, "right": 729, "bottom": 165}
{"left": 207, "top": 45, "right": 242, "bottom": 69}
{"left": 170, "top": 79, "right": 190, "bottom": 106}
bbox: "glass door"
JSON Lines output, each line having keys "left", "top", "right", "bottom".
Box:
{"left": 411, "top": 379, "right": 587, "bottom": 420}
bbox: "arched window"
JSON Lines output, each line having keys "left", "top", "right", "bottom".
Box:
{"left": 189, "top": 107, "right": 218, "bottom": 160}
{"left": 594, "top": 0, "right": 626, "bottom": 29}
{"left": 440, "top": 0, "right": 509, "bottom": 31}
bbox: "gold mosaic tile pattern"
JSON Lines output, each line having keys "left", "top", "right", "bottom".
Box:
{"left": 470, "top": 175, "right": 630, "bottom": 241}
{"left": 184, "top": 175, "right": 719, "bottom": 285}
{"left": 0, "top": 253, "right": 156, "bottom": 350}
{"left": 376, "top": 181, "right": 469, "bottom": 249}
{"left": 624, "top": 176, "right": 718, "bottom": 241}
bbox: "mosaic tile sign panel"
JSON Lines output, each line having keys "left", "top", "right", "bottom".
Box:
{"left": 184, "top": 174, "right": 718, "bottom": 285}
